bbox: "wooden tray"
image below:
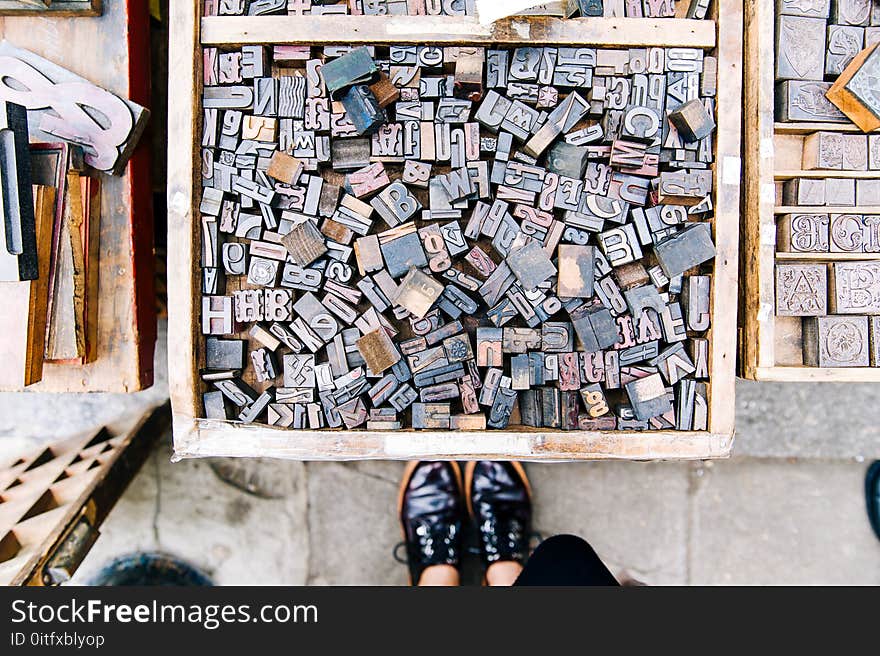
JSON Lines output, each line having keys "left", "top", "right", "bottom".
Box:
{"left": 740, "top": 0, "right": 880, "bottom": 382}
{"left": 167, "top": 1, "right": 742, "bottom": 461}
{"left": 0, "top": 0, "right": 156, "bottom": 392}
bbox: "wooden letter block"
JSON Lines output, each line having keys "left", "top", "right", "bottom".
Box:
{"left": 649, "top": 343, "right": 696, "bottom": 386}
{"left": 282, "top": 220, "right": 328, "bottom": 266}
{"left": 869, "top": 134, "right": 880, "bottom": 169}
{"left": 778, "top": 0, "right": 830, "bottom": 18}
{"left": 569, "top": 300, "right": 620, "bottom": 351}
{"left": 804, "top": 315, "right": 870, "bottom": 366}
{"left": 832, "top": 0, "right": 872, "bottom": 27}
{"left": 830, "top": 214, "right": 866, "bottom": 252}
{"left": 202, "top": 296, "right": 233, "bottom": 335}
{"left": 357, "top": 329, "right": 401, "bottom": 374}
{"left": 487, "top": 387, "right": 517, "bottom": 429}
{"left": 599, "top": 225, "right": 642, "bottom": 267}
{"left": 625, "top": 373, "right": 673, "bottom": 421}
{"left": 267, "top": 151, "right": 304, "bottom": 185}
{"left": 0, "top": 43, "right": 150, "bottom": 175}
{"left": 826, "top": 43, "right": 880, "bottom": 131}
{"left": 667, "top": 99, "right": 715, "bottom": 142}
{"left": 778, "top": 214, "right": 830, "bottom": 252}
{"left": 775, "top": 81, "right": 847, "bottom": 122}
{"left": 872, "top": 316, "right": 880, "bottom": 366}
{"left": 394, "top": 267, "right": 444, "bottom": 318}
{"left": 857, "top": 179, "right": 880, "bottom": 205}
{"left": 557, "top": 245, "right": 595, "bottom": 298}
{"left": 782, "top": 178, "right": 826, "bottom": 205}
{"left": 776, "top": 264, "right": 828, "bottom": 316}
{"left": 476, "top": 327, "right": 503, "bottom": 367}
{"left": 775, "top": 15, "right": 827, "bottom": 81}
{"left": 653, "top": 223, "right": 716, "bottom": 278}
{"left": 681, "top": 275, "right": 711, "bottom": 331}
{"left": 827, "top": 24, "right": 866, "bottom": 77}
{"left": 830, "top": 261, "right": 880, "bottom": 313}
{"left": 581, "top": 384, "right": 611, "bottom": 418}
{"left": 826, "top": 178, "right": 856, "bottom": 206}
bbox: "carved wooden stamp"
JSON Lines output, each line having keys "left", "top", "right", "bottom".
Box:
{"left": 804, "top": 315, "right": 870, "bottom": 367}
{"left": 777, "top": 214, "right": 830, "bottom": 252}
{"left": 776, "top": 264, "right": 828, "bottom": 316}
{"left": 776, "top": 81, "right": 847, "bottom": 122}
{"left": 829, "top": 261, "right": 880, "bottom": 314}
{"left": 775, "top": 15, "right": 827, "bottom": 81}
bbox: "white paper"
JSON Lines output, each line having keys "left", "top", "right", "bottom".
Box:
{"left": 475, "top": 0, "right": 558, "bottom": 25}
{"left": 760, "top": 223, "right": 777, "bottom": 248}
{"left": 722, "top": 155, "right": 742, "bottom": 186}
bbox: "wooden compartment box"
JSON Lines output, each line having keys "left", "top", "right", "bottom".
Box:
{"left": 741, "top": 0, "right": 880, "bottom": 382}
{"left": 168, "top": 1, "right": 742, "bottom": 462}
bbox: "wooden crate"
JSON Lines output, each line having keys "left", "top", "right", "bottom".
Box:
{"left": 167, "top": 1, "right": 742, "bottom": 462}
{"left": 740, "top": 0, "right": 880, "bottom": 382}
{"left": 0, "top": 0, "right": 156, "bottom": 392}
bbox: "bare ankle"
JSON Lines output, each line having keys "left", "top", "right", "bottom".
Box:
{"left": 418, "top": 565, "right": 460, "bottom": 586}
{"left": 486, "top": 561, "right": 523, "bottom": 586}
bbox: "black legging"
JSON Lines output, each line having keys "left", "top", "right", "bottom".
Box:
{"left": 514, "top": 535, "right": 620, "bottom": 586}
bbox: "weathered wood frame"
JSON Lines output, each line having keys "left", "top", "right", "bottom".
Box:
{"left": 740, "top": 0, "right": 880, "bottom": 383}
{"left": 0, "top": 0, "right": 100, "bottom": 17}
{"left": 168, "top": 1, "right": 742, "bottom": 462}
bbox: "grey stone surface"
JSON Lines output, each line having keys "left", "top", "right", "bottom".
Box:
{"left": 66, "top": 453, "right": 880, "bottom": 586}
{"left": 734, "top": 379, "right": 880, "bottom": 459}
{"left": 689, "top": 459, "right": 880, "bottom": 585}
{"left": 305, "top": 461, "right": 408, "bottom": 586}
{"left": 528, "top": 462, "right": 690, "bottom": 585}
{"left": 73, "top": 444, "right": 310, "bottom": 586}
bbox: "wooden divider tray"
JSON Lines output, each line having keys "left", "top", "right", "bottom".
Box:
{"left": 741, "top": 0, "right": 880, "bottom": 382}
{"left": 167, "top": 2, "right": 742, "bottom": 461}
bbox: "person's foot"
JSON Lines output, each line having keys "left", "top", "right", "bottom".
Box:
{"left": 866, "top": 461, "right": 880, "bottom": 542}
{"left": 465, "top": 461, "right": 532, "bottom": 584}
{"left": 397, "top": 461, "right": 464, "bottom": 586}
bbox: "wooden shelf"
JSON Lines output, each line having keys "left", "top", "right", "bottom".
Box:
{"left": 740, "top": 0, "right": 879, "bottom": 384}
{"left": 755, "top": 366, "right": 880, "bottom": 382}
{"left": 774, "top": 122, "right": 878, "bottom": 135}
{"left": 774, "top": 206, "right": 880, "bottom": 214}
{"left": 776, "top": 252, "right": 880, "bottom": 261}
{"left": 200, "top": 15, "right": 717, "bottom": 48}
{"left": 775, "top": 170, "right": 880, "bottom": 180}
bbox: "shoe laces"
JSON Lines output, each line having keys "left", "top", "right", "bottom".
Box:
{"left": 415, "top": 519, "right": 458, "bottom": 560}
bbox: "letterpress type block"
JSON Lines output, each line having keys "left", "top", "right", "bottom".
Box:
{"left": 830, "top": 261, "right": 880, "bottom": 314}
{"left": 804, "top": 315, "right": 870, "bottom": 366}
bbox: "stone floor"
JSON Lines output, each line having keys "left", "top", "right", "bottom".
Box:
{"left": 68, "top": 452, "right": 880, "bottom": 586}
{"left": 1, "top": 323, "right": 878, "bottom": 586}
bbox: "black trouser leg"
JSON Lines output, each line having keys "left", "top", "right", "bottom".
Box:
{"left": 514, "top": 535, "right": 620, "bottom": 586}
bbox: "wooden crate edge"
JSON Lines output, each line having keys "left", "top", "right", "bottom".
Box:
{"left": 171, "top": 413, "right": 734, "bottom": 462}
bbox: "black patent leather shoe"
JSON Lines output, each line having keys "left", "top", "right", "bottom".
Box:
{"left": 397, "top": 461, "right": 463, "bottom": 585}
{"left": 465, "top": 461, "right": 532, "bottom": 568}
{"left": 867, "top": 461, "right": 880, "bottom": 542}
